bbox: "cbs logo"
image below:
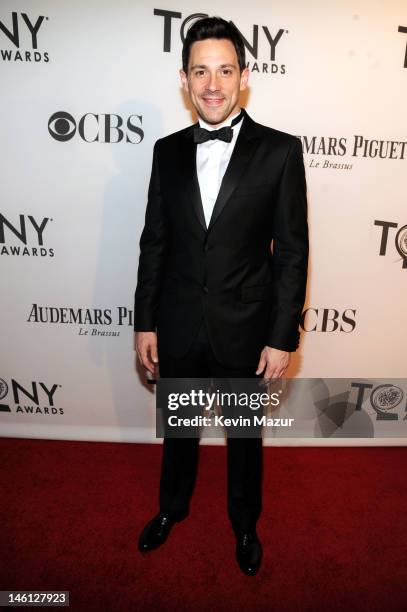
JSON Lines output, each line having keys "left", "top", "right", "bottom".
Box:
{"left": 48, "top": 111, "right": 144, "bottom": 144}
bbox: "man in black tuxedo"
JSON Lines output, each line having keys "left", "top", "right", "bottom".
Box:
{"left": 134, "top": 17, "right": 308, "bottom": 575}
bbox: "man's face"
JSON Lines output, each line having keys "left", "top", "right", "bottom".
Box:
{"left": 180, "top": 38, "right": 249, "bottom": 127}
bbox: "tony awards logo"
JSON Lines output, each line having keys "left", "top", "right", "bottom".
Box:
{"left": 374, "top": 220, "right": 407, "bottom": 269}
{"left": 0, "top": 11, "right": 49, "bottom": 63}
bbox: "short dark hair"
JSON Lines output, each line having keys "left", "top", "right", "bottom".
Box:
{"left": 182, "top": 16, "right": 246, "bottom": 74}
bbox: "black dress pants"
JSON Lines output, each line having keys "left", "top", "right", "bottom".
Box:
{"left": 157, "top": 318, "right": 263, "bottom": 536}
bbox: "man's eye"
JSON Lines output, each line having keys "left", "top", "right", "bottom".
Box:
{"left": 195, "top": 70, "right": 205, "bottom": 77}
{"left": 221, "top": 69, "right": 232, "bottom": 76}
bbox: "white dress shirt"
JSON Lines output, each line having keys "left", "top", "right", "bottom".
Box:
{"left": 196, "top": 110, "right": 244, "bottom": 227}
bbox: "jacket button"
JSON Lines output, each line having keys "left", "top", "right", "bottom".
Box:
{"left": 204, "top": 244, "right": 209, "bottom": 252}
{"left": 202, "top": 285, "right": 208, "bottom": 294}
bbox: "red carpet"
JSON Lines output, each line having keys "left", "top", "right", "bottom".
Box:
{"left": 1, "top": 438, "right": 406, "bottom": 611}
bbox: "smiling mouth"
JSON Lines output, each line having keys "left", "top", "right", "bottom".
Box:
{"left": 202, "top": 97, "right": 224, "bottom": 106}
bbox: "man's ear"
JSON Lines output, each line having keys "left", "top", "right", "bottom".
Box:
{"left": 239, "top": 67, "right": 250, "bottom": 91}
{"left": 179, "top": 69, "right": 189, "bottom": 92}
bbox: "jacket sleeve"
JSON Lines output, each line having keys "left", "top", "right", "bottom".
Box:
{"left": 267, "top": 137, "right": 309, "bottom": 351}
{"left": 134, "top": 140, "right": 167, "bottom": 331}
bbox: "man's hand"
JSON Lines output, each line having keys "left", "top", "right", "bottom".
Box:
{"left": 135, "top": 331, "right": 158, "bottom": 375}
{"left": 256, "top": 346, "right": 290, "bottom": 379}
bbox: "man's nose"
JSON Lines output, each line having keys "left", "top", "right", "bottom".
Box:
{"left": 207, "top": 72, "right": 220, "bottom": 91}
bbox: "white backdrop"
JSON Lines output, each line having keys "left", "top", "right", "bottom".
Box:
{"left": 1, "top": 0, "right": 406, "bottom": 444}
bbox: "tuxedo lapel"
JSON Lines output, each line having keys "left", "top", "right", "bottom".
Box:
{"left": 207, "top": 112, "right": 260, "bottom": 231}
{"left": 180, "top": 124, "right": 207, "bottom": 231}
{"left": 180, "top": 110, "right": 260, "bottom": 233}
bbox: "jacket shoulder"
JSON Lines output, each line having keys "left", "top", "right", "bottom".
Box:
{"left": 154, "top": 124, "right": 194, "bottom": 150}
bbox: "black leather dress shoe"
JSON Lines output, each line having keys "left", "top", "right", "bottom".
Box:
{"left": 138, "top": 513, "right": 178, "bottom": 552}
{"left": 236, "top": 532, "right": 263, "bottom": 575}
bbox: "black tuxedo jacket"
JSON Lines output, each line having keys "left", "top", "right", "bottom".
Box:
{"left": 134, "top": 109, "right": 308, "bottom": 368}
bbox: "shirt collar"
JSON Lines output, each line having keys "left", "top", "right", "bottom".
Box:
{"left": 198, "top": 109, "right": 243, "bottom": 131}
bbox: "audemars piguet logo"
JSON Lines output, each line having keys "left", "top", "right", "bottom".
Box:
{"left": 27, "top": 304, "right": 135, "bottom": 337}
{"left": 0, "top": 12, "right": 49, "bottom": 63}
{"left": 154, "top": 9, "right": 287, "bottom": 75}
{"left": 298, "top": 135, "right": 407, "bottom": 172}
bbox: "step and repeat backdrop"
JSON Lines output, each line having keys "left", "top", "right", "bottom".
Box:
{"left": 1, "top": 0, "right": 406, "bottom": 444}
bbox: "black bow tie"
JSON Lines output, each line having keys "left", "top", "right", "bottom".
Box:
{"left": 193, "top": 109, "right": 245, "bottom": 144}
{"left": 194, "top": 125, "right": 233, "bottom": 143}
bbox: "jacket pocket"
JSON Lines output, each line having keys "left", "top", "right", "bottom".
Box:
{"left": 241, "top": 283, "right": 273, "bottom": 303}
